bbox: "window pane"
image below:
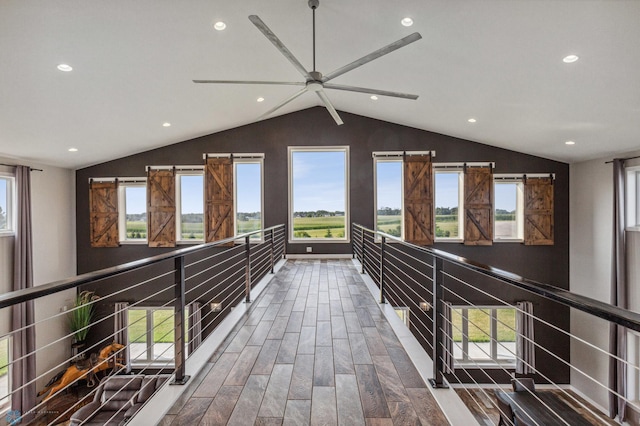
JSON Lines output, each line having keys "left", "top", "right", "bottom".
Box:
{"left": 0, "top": 177, "right": 10, "bottom": 231}
{"left": 128, "top": 310, "right": 148, "bottom": 362}
{"left": 467, "top": 309, "right": 491, "bottom": 360}
{"left": 179, "top": 175, "right": 204, "bottom": 240}
{"left": 495, "top": 182, "right": 520, "bottom": 239}
{"left": 435, "top": 172, "right": 460, "bottom": 238}
{"left": 376, "top": 161, "right": 402, "bottom": 237}
{"left": 236, "top": 162, "right": 262, "bottom": 237}
{"left": 124, "top": 186, "right": 146, "bottom": 240}
{"left": 452, "top": 308, "right": 463, "bottom": 360}
{"left": 152, "top": 310, "right": 174, "bottom": 361}
{"left": 497, "top": 308, "right": 516, "bottom": 361}
{"left": 0, "top": 336, "right": 8, "bottom": 411}
{"left": 291, "top": 149, "right": 347, "bottom": 239}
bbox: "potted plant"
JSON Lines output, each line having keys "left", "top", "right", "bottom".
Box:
{"left": 69, "top": 291, "right": 99, "bottom": 354}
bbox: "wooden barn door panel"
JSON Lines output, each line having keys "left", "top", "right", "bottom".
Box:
{"left": 89, "top": 181, "right": 119, "bottom": 247}
{"left": 404, "top": 154, "right": 433, "bottom": 245}
{"left": 524, "top": 177, "right": 554, "bottom": 245}
{"left": 205, "top": 157, "right": 234, "bottom": 244}
{"left": 464, "top": 167, "right": 493, "bottom": 246}
{"left": 147, "top": 169, "right": 176, "bottom": 247}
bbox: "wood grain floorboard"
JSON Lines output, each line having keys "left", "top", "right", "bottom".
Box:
{"left": 372, "top": 355, "right": 410, "bottom": 402}
{"left": 355, "top": 364, "right": 391, "bottom": 418}
{"left": 310, "top": 386, "right": 337, "bottom": 426}
{"left": 226, "top": 375, "right": 269, "bottom": 426}
{"left": 283, "top": 399, "right": 311, "bottom": 426}
{"left": 288, "top": 354, "right": 315, "bottom": 400}
{"left": 313, "top": 346, "right": 335, "bottom": 387}
{"left": 316, "top": 321, "right": 333, "bottom": 347}
{"left": 276, "top": 332, "right": 299, "bottom": 364}
{"left": 333, "top": 338, "right": 355, "bottom": 374}
{"left": 199, "top": 386, "right": 243, "bottom": 426}
{"left": 387, "top": 400, "right": 421, "bottom": 426}
{"left": 192, "top": 352, "right": 239, "bottom": 398}
{"left": 349, "top": 332, "right": 373, "bottom": 365}
{"left": 251, "top": 339, "right": 282, "bottom": 375}
{"left": 335, "top": 374, "right": 365, "bottom": 425}
{"left": 407, "top": 387, "right": 450, "bottom": 426}
{"left": 224, "top": 345, "right": 261, "bottom": 386}
{"left": 170, "top": 397, "right": 211, "bottom": 425}
{"left": 259, "top": 364, "right": 294, "bottom": 418}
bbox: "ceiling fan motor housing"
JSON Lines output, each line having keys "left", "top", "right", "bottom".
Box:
{"left": 308, "top": 0, "right": 319, "bottom": 10}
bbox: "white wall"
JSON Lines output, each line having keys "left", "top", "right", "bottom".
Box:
{"left": 570, "top": 150, "right": 640, "bottom": 411}
{"left": 0, "top": 157, "right": 77, "bottom": 392}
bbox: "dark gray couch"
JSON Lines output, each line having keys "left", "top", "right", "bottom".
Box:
{"left": 69, "top": 375, "right": 169, "bottom": 426}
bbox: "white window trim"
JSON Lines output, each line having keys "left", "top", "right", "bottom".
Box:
{"left": 0, "top": 173, "right": 15, "bottom": 237}
{"left": 175, "top": 168, "right": 205, "bottom": 244}
{"left": 452, "top": 305, "right": 517, "bottom": 368}
{"left": 0, "top": 335, "right": 11, "bottom": 414}
{"left": 128, "top": 306, "right": 189, "bottom": 367}
{"left": 234, "top": 157, "right": 264, "bottom": 240}
{"left": 288, "top": 146, "right": 350, "bottom": 243}
{"left": 118, "top": 179, "right": 147, "bottom": 244}
{"left": 433, "top": 168, "right": 464, "bottom": 243}
{"left": 493, "top": 178, "right": 525, "bottom": 242}
{"left": 627, "top": 165, "right": 640, "bottom": 232}
{"left": 373, "top": 157, "right": 403, "bottom": 240}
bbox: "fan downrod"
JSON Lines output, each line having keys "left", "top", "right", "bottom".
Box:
{"left": 308, "top": 0, "right": 319, "bottom": 10}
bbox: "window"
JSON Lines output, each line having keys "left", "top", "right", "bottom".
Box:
{"left": 289, "top": 147, "right": 349, "bottom": 241}
{"left": 128, "top": 307, "right": 188, "bottom": 366}
{"left": 375, "top": 159, "right": 402, "bottom": 238}
{"left": 0, "top": 175, "right": 14, "bottom": 235}
{"left": 394, "top": 307, "right": 410, "bottom": 327}
{"left": 627, "top": 166, "right": 640, "bottom": 230}
{"left": 451, "top": 306, "right": 516, "bottom": 366}
{"left": 434, "top": 170, "right": 463, "bottom": 240}
{"left": 176, "top": 171, "right": 204, "bottom": 242}
{"left": 118, "top": 181, "right": 147, "bottom": 242}
{"left": 0, "top": 336, "right": 9, "bottom": 414}
{"left": 494, "top": 180, "right": 524, "bottom": 241}
{"left": 235, "top": 158, "right": 263, "bottom": 238}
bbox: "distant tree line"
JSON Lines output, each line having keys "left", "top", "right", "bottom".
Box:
{"left": 126, "top": 212, "right": 262, "bottom": 222}
{"left": 293, "top": 210, "right": 345, "bottom": 218}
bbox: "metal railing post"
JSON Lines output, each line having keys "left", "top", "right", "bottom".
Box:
{"left": 380, "top": 236, "right": 386, "bottom": 304}
{"left": 171, "top": 256, "right": 190, "bottom": 385}
{"left": 245, "top": 235, "right": 251, "bottom": 303}
{"left": 360, "top": 229, "right": 366, "bottom": 274}
{"left": 429, "top": 256, "right": 448, "bottom": 389}
{"left": 352, "top": 224, "right": 356, "bottom": 259}
{"left": 270, "top": 228, "right": 275, "bottom": 274}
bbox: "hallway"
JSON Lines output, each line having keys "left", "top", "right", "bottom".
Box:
{"left": 162, "top": 259, "right": 449, "bottom": 425}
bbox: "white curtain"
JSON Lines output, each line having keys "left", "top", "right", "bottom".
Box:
{"left": 114, "top": 302, "right": 131, "bottom": 372}
{"left": 188, "top": 302, "right": 202, "bottom": 354}
{"left": 516, "top": 301, "right": 535, "bottom": 375}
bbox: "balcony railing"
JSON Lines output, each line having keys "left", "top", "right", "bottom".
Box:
{"left": 352, "top": 223, "right": 640, "bottom": 425}
{"left": 0, "top": 225, "right": 285, "bottom": 425}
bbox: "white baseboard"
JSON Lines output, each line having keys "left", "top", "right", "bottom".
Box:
{"left": 129, "top": 259, "right": 286, "bottom": 426}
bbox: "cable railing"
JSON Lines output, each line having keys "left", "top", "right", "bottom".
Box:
{"left": 352, "top": 223, "right": 640, "bottom": 426}
{"left": 0, "top": 224, "right": 285, "bottom": 425}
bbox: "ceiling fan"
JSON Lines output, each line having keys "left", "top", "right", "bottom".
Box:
{"left": 193, "top": 0, "right": 422, "bottom": 125}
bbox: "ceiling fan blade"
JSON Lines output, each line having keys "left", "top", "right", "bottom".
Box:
{"left": 249, "top": 15, "right": 312, "bottom": 81}
{"left": 322, "top": 32, "right": 422, "bottom": 83}
{"left": 323, "top": 83, "right": 418, "bottom": 100}
{"left": 259, "top": 87, "right": 308, "bottom": 120}
{"left": 316, "top": 90, "right": 343, "bottom": 125}
{"left": 193, "top": 80, "right": 305, "bottom": 86}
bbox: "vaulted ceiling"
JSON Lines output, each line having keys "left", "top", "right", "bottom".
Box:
{"left": 1, "top": 1, "right": 639, "bottom": 169}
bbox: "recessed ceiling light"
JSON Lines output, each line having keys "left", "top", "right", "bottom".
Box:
{"left": 401, "top": 17, "right": 413, "bottom": 27}
{"left": 468, "top": 118, "right": 477, "bottom": 123}
{"left": 68, "top": 147, "right": 78, "bottom": 152}
{"left": 57, "top": 64, "right": 73, "bottom": 72}
{"left": 257, "top": 97, "right": 265, "bottom": 102}
{"left": 563, "top": 55, "right": 579, "bottom": 63}
{"left": 565, "top": 140, "right": 576, "bottom": 145}
{"left": 370, "top": 95, "right": 378, "bottom": 100}
{"left": 162, "top": 122, "right": 171, "bottom": 127}
{"left": 214, "top": 21, "right": 226, "bottom": 31}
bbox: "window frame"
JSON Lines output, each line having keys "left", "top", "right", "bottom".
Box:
{"left": 127, "top": 306, "right": 188, "bottom": 367}
{"left": 627, "top": 166, "right": 640, "bottom": 232}
{"left": 175, "top": 168, "right": 205, "bottom": 244}
{"left": 118, "top": 179, "right": 148, "bottom": 244}
{"left": 288, "top": 146, "right": 350, "bottom": 243}
{"left": 433, "top": 167, "right": 464, "bottom": 242}
{"left": 451, "top": 305, "right": 517, "bottom": 368}
{"left": 0, "top": 335, "right": 10, "bottom": 415}
{"left": 373, "top": 156, "right": 404, "bottom": 240}
{"left": 493, "top": 177, "right": 525, "bottom": 242}
{"left": 0, "top": 173, "right": 15, "bottom": 236}
{"left": 234, "top": 156, "right": 264, "bottom": 240}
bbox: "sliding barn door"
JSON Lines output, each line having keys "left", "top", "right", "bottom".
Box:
{"left": 464, "top": 167, "right": 493, "bottom": 246}
{"left": 89, "top": 181, "right": 119, "bottom": 247}
{"left": 147, "top": 169, "right": 176, "bottom": 247}
{"left": 524, "top": 177, "right": 554, "bottom": 245}
{"left": 205, "top": 157, "right": 234, "bottom": 244}
{"left": 404, "top": 154, "right": 434, "bottom": 245}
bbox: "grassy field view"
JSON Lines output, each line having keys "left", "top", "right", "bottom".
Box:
{"left": 0, "top": 337, "right": 7, "bottom": 376}
{"left": 293, "top": 216, "right": 346, "bottom": 238}
{"left": 451, "top": 308, "right": 516, "bottom": 342}
{"left": 128, "top": 309, "right": 176, "bottom": 344}
{"left": 126, "top": 219, "right": 262, "bottom": 240}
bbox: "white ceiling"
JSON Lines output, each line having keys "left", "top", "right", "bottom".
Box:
{"left": 1, "top": 0, "right": 639, "bottom": 169}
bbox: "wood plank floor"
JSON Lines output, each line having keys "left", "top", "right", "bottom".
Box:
{"left": 162, "top": 259, "right": 449, "bottom": 426}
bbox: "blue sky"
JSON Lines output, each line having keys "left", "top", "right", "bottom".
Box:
{"left": 292, "top": 151, "right": 345, "bottom": 212}
{"left": 0, "top": 179, "right": 6, "bottom": 215}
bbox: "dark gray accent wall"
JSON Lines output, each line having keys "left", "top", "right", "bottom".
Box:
{"left": 75, "top": 107, "right": 570, "bottom": 382}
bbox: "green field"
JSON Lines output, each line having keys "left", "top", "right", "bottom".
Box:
{"left": 0, "top": 337, "right": 7, "bottom": 376}
{"left": 293, "top": 216, "right": 346, "bottom": 238}
{"left": 452, "top": 308, "right": 515, "bottom": 342}
{"left": 128, "top": 309, "right": 176, "bottom": 344}
{"left": 126, "top": 219, "right": 261, "bottom": 240}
